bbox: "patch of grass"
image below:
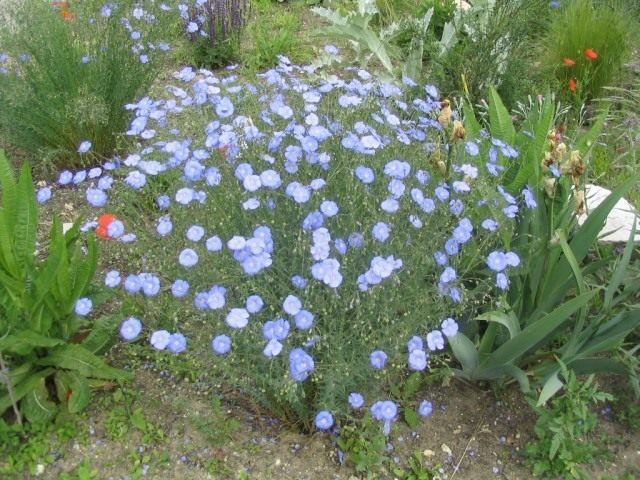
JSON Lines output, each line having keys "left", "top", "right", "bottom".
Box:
{"left": 0, "top": 1, "right": 170, "bottom": 170}
{"left": 539, "top": 0, "right": 632, "bottom": 106}
{"left": 240, "top": 1, "right": 316, "bottom": 73}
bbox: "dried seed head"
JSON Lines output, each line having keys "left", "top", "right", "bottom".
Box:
{"left": 438, "top": 100, "right": 452, "bottom": 128}
{"left": 450, "top": 120, "right": 465, "bottom": 142}
{"left": 544, "top": 178, "right": 556, "bottom": 198}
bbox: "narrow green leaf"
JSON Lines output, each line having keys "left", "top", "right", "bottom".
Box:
{"left": 575, "top": 110, "right": 607, "bottom": 155}
{"left": 484, "top": 292, "right": 596, "bottom": 368}
{"left": 579, "top": 310, "right": 640, "bottom": 356}
{"left": 540, "top": 177, "right": 637, "bottom": 309}
{"left": 604, "top": 222, "right": 636, "bottom": 310}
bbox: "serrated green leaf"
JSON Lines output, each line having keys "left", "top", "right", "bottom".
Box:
{"left": 403, "top": 407, "right": 419, "bottom": 430}
{"left": 36, "top": 344, "right": 132, "bottom": 381}
{"left": 487, "top": 86, "right": 515, "bottom": 144}
{"left": 82, "top": 314, "right": 120, "bottom": 354}
{"left": 462, "top": 101, "right": 482, "bottom": 139}
{"left": 0, "top": 369, "right": 55, "bottom": 416}
{"left": 402, "top": 372, "right": 422, "bottom": 400}
{"left": 0, "top": 330, "right": 64, "bottom": 355}
{"left": 13, "top": 163, "right": 37, "bottom": 268}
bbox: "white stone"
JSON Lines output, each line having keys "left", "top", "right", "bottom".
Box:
{"left": 62, "top": 222, "right": 74, "bottom": 234}
{"left": 576, "top": 184, "right": 640, "bottom": 243}
{"left": 455, "top": 0, "right": 472, "bottom": 11}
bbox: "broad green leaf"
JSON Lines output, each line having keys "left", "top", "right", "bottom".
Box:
{"left": 537, "top": 371, "right": 563, "bottom": 406}
{"left": 487, "top": 86, "right": 515, "bottom": 144}
{"left": 448, "top": 333, "right": 479, "bottom": 372}
{"left": 66, "top": 371, "right": 91, "bottom": 414}
{"left": 438, "top": 21, "right": 457, "bottom": 57}
{"left": 0, "top": 150, "right": 17, "bottom": 231}
{"left": 0, "top": 331, "right": 64, "bottom": 355}
{"left": 0, "top": 368, "right": 54, "bottom": 417}
{"left": 484, "top": 292, "right": 596, "bottom": 368}
{"left": 567, "top": 358, "right": 628, "bottom": 376}
{"left": 402, "top": 35, "right": 423, "bottom": 84}
{"left": 36, "top": 344, "right": 132, "bottom": 381}
{"left": 475, "top": 311, "right": 520, "bottom": 339}
{"left": 21, "top": 378, "right": 57, "bottom": 423}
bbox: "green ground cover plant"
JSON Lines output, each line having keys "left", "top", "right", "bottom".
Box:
{"left": 525, "top": 364, "right": 613, "bottom": 479}
{"left": 0, "top": 150, "right": 130, "bottom": 424}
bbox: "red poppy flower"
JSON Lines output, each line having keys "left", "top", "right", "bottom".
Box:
{"left": 60, "top": 9, "right": 76, "bottom": 20}
{"left": 584, "top": 48, "right": 598, "bottom": 60}
{"left": 96, "top": 214, "right": 116, "bottom": 239}
{"left": 568, "top": 78, "right": 577, "bottom": 92}
{"left": 563, "top": 57, "right": 576, "bottom": 66}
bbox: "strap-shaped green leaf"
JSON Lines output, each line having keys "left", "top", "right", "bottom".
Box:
{"left": 604, "top": 222, "right": 636, "bottom": 310}
{"left": 578, "top": 310, "right": 640, "bottom": 356}
{"left": 448, "top": 332, "right": 479, "bottom": 372}
{"left": 537, "top": 370, "right": 563, "bottom": 406}
{"left": 540, "top": 177, "right": 637, "bottom": 310}
{"left": 483, "top": 292, "right": 596, "bottom": 369}
{"left": 475, "top": 311, "right": 521, "bottom": 339}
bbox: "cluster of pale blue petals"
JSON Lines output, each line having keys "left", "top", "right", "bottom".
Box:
{"left": 37, "top": 45, "right": 539, "bottom": 434}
